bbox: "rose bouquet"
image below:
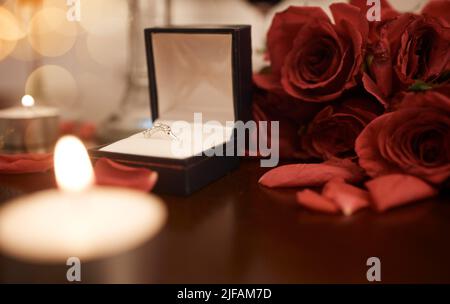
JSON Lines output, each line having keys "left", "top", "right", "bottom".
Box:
{"left": 255, "top": 0, "right": 450, "bottom": 214}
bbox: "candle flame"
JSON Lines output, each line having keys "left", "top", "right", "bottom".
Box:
{"left": 21, "top": 95, "right": 35, "bottom": 108}
{"left": 54, "top": 136, "right": 95, "bottom": 192}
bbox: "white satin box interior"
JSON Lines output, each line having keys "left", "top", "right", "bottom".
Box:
{"left": 90, "top": 25, "right": 252, "bottom": 195}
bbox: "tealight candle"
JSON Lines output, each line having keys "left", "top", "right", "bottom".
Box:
{"left": 0, "top": 95, "right": 59, "bottom": 153}
{"left": 0, "top": 136, "right": 167, "bottom": 263}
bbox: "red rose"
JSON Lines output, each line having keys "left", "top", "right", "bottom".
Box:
{"left": 299, "top": 93, "right": 382, "bottom": 160}
{"left": 394, "top": 15, "right": 450, "bottom": 86}
{"left": 254, "top": 3, "right": 368, "bottom": 102}
{"left": 252, "top": 88, "right": 323, "bottom": 158}
{"left": 356, "top": 86, "right": 450, "bottom": 184}
{"left": 422, "top": 0, "right": 450, "bottom": 27}
{"left": 363, "top": 12, "right": 450, "bottom": 104}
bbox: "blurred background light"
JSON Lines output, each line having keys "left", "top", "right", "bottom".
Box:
{"left": 28, "top": 7, "right": 78, "bottom": 57}
{"left": 25, "top": 65, "right": 78, "bottom": 113}
{"left": 0, "top": 39, "right": 17, "bottom": 61}
{"left": 0, "top": 6, "right": 26, "bottom": 41}
{"left": 79, "top": 0, "right": 128, "bottom": 35}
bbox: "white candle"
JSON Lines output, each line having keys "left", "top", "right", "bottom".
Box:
{"left": 0, "top": 95, "right": 60, "bottom": 152}
{"left": 0, "top": 136, "right": 167, "bottom": 263}
{"left": 0, "top": 95, "right": 59, "bottom": 119}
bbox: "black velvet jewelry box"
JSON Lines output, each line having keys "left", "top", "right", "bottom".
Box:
{"left": 90, "top": 25, "right": 252, "bottom": 196}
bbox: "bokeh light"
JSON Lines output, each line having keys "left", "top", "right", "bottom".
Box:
{"left": 0, "top": 5, "right": 25, "bottom": 61}
{"left": 42, "top": 0, "right": 70, "bottom": 10}
{"left": 25, "top": 65, "right": 78, "bottom": 109}
{"left": 79, "top": 0, "right": 128, "bottom": 35}
{"left": 74, "top": 0, "right": 127, "bottom": 68}
{"left": 28, "top": 7, "right": 78, "bottom": 57}
{"left": 9, "top": 37, "right": 38, "bottom": 61}
{"left": 0, "top": 6, "right": 26, "bottom": 41}
{"left": 21, "top": 94, "right": 35, "bottom": 107}
{"left": 0, "top": 38, "right": 17, "bottom": 61}
{"left": 85, "top": 33, "right": 127, "bottom": 68}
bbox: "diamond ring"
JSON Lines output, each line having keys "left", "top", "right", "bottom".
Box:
{"left": 143, "top": 122, "right": 179, "bottom": 140}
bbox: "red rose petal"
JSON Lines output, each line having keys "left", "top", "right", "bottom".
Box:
{"left": 362, "top": 73, "right": 388, "bottom": 107}
{"left": 365, "top": 174, "right": 438, "bottom": 212}
{"left": 422, "top": 0, "right": 450, "bottom": 26}
{"left": 253, "top": 73, "right": 282, "bottom": 91}
{"left": 0, "top": 153, "right": 53, "bottom": 174}
{"left": 94, "top": 158, "right": 158, "bottom": 192}
{"left": 355, "top": 113, "right": 398, "bottom": 178}
{"left": 322, "top": 179, "right": 370, "bottom": 216}
{"left": 296, "top": 189, "right": 339, "bottom": 214}
{"left": 267, "top": 6, "right": 330, "bottom": 75}
{"left": 399, "top": 86, "right": 450, "bottom": 111}
{"left": 331, "top": 2, "right": 369, "bottom": 38}
{"left": 259, "top": 159, "right": 364, "bottom": 188}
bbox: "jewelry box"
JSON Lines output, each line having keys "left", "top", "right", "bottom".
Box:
{"left": 90, "top": 25, "right": 252, "bottom": 196}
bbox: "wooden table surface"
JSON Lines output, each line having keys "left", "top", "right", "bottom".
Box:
{"left": 0, "top": 159, "right": 449, "bottom": 283}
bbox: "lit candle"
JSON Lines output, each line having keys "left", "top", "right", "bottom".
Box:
{"left": 0, "top": 95, "right": 60, "bottom": 153}
{"left": 0, "top": 136, "right": 167, "bottom": 263}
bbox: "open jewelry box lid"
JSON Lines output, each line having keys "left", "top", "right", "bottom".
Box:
{"left": 145, "top": 25, "right": 252, "bottom": 125}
